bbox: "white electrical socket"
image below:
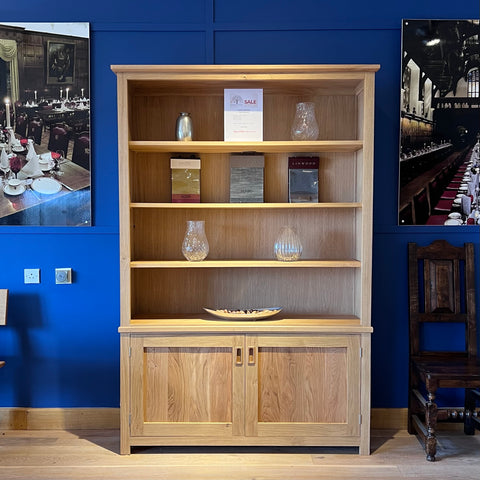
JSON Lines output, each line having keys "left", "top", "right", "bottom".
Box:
{"left": 55, "top": 268, "right": 72, "bottom": 284}
{"left": 24, "top": 268, "right": 40, "bottom": 284}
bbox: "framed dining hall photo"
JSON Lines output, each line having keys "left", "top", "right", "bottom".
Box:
{"left": 0, "top": 22, "right": 91, "bottom": 226}
{"left": 398, "top": 19, "right": 480, "bottom": 226}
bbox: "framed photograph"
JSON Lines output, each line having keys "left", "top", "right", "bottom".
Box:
{"left": 0, "top": 22, "right": 90, "bottom": 226}
{"left": 47, "top": 41, "right": 75, "bottom": 84}
{"left": 398, "top": 19, "right": 480, "bottom": 226}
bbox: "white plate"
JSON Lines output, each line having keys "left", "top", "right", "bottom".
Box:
{"left": 453, "top": 198, "right": 462, "bottom": 204}
{"left": 12, "top": 146, "right": 24, "bottom": 153}
{"left": 448, "top": 212, "right": 462, "bottom": 219}
{"left": 32, "top": 177, "right": 61, "bottom": 194}
{"left": 444, "top": 218, "right": 462, "bottom": 225}
{"left": 203, "top": 307, "right": 282, "bottom": 321}
{"left": 456, "top": 194, "right": 465, "bottom": 198}
{"left": 3, "top": 183, "right": 26, "bottom": 195}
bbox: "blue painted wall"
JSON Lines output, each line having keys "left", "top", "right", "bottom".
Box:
{"left": 0, "top": 1, "right": 478, "bottom": 408}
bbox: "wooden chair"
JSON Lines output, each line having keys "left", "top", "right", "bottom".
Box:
{"left": 408, "top": 240, "right": 480, "bottom": 461}
{"left": 0, "top": 289, "right": 8, "bottom": 370}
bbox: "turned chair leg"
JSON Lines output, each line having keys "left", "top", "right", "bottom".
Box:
{"left": 425, "top": 390, "right": 438, "bottom": 461}
{"left": 464, "top": 388, "right": 476, "bottom": 435}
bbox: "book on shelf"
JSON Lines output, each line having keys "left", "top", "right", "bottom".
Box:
{"left": 230, "top": 154, "right": 265, "bottom": 203}
{"left": 170, "top": 157, "right": 201, "bottom": 203}
{"left": 288, "top": 156, "right": 319, "bottom": 203}
{"left": 224, "top": 88, "right": 263, "bottom": 141}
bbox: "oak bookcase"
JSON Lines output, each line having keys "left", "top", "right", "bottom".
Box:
{"left": 112, "top": 64, "right": 378, "bottom": 455}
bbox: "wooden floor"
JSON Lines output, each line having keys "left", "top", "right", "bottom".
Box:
{"left": 0, "top": 429, "right": 479, "bottom": 479}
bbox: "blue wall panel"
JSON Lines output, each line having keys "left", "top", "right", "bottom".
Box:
{"left": 0, "top": 0, "right": 478, "bottom": 409}
{"left": 214, "top": 0, "right": 477, "bottom": 27}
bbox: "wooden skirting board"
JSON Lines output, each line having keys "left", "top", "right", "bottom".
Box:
{"left": 0, "top": 407, "right": 120, "bottom": 430}
{"left": 0, "top": 407, "right": 410, "bottom": 431}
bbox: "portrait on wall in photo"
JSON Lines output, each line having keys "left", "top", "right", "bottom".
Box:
{"left": 0, "top": 22, "right": 91, "bottom": 226}
{"left": 398, "top": 19, "right": 480, "bottom": 226}
{"left": 47, "top": 41, "right": 75, "bottom": 84}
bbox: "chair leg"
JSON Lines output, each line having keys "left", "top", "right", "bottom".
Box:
{"left": 464, "top": 388, "right": 476, "bottom": 435}
{"left": 408, "top": 366, "right": 420, "bottom": 434}
{"left": 425, "top": 390, "right": 438, "bottom": 461}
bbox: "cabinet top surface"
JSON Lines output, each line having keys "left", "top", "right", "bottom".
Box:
{"left": 111, "top": 64, "right": 380, "bottom": 76}
{"left": 119, "top": 317, "right": 373, "bottom": 334}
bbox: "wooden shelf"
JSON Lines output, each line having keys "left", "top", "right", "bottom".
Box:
{"left": 131, "top": 259, "right": 361, "bottom": 268}
{"left": 129, "top": 140, "right": 364, "bottom": 153}
{"left": 130, "top": 202, "right": 362, "bottom": 209}
{"left": 119, "top": 315, "right": 373, "bottom": 334}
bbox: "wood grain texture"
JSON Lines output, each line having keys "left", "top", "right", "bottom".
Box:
{"left": 3, "top": 428, "right": 480, "bottom": 480}
{"left": 144, "top": 346, "right": 232, "bottom": 423}
{"left": 257, "top": 346, "right": 347, "bottom": 423}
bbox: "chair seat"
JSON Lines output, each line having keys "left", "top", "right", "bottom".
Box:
{"left": 433, "top": 198, "right": 454, "bottom": 212}
{"left": 425, "top": 215, "right": 448, "bottom": 225}
{"left": 413, "top": 357, "right": 480, "bottom": 385}
{"left": 440, "top": 190, "right": 457, "bottom": 199}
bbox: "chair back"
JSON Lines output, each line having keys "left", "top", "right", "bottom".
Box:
{"left": 27, "top": 117, "right": 44, "bottom": 145}
{"left": 48, "top": 125, "right": 69, "bottom": 157}
{"left": 413, "top": 188, "right": 430, "bottom": 224}
{"left": 408, "top": 240, "right": 477, "bottom": 359}
{"left": 15, "top": 112, "right": 28, "bottom": 138}
{"left": 72, "top": 132, "right": 90, "bottom": 170}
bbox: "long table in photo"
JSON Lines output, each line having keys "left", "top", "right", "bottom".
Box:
{"left": 0, "top": 153, "right": 90, "bottom": 221}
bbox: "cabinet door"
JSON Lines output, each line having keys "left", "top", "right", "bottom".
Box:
{"left": 245, "top": 335, "right": 361, "bottom": 438}
{"left": 130, "top": 335, "right": 245, "bottom": 438}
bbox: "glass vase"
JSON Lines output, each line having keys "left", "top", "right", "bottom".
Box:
{"left": 182, "top": 220, "right": 209, "bottom": 261}
{"left": 274, "top": 226, "right": 303, "bottom": 261}
{"left": 290, "top": 102, "right": 319, "bottom": 141}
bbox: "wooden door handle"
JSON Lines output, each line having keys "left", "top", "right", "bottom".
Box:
{"left": 236, "top": 347, "right": 243, "bottom": 365}
{"left": 248, "top": 347, "right": 256, "bottom": 365}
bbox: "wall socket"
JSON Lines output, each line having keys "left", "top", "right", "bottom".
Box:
{"left": 24, "top": 268, "right": 40, "bottom": 284}
{"left": 55, "top": 268, "right": 72, "bottom": 284}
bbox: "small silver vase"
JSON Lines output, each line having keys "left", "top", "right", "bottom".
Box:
{"left": 176, "top": 112, "right": 193, "bottom": 141}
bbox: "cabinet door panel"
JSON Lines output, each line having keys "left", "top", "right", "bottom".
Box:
{"left": 245, "top": 335, "right": 360, "bottom": 437}
{"left": 131, "top": 335, "right": 244, "bottom": 437}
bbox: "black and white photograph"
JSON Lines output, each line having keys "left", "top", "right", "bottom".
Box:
{"left": 0, "top": 22, "right": 90, "bottom": 226}
{"left": 398, "top": 19, "right": 480, "bottom": 226}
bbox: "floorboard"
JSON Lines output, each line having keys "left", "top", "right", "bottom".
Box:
{"left": 0, "top": 429, "right": 479, "bottom": 480}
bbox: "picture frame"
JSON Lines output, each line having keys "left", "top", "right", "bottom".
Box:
{"left": 398, "top": 19, "right": 480, "bottom": 226}
{"left": 47, "top": 41, "right": 75, "bottom": 84}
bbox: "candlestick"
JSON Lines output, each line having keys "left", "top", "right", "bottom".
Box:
{"left": 60, "top": 88, "right": 63, "bottom": 99}
{"left": 34, "top": 90, "right": 37, "bottom": 101}
{"left": 81, "top": 88, "right": 84, "bottom": 97}
{"left": 5, "top": 98, "right": 10, "bottom": 128}
{"left": 66, "top": 88, "right": 69, "bottom": 101}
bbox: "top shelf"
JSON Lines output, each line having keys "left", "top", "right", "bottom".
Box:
{"left": 129, "top": 140, "right": 364, "bottom": 153}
